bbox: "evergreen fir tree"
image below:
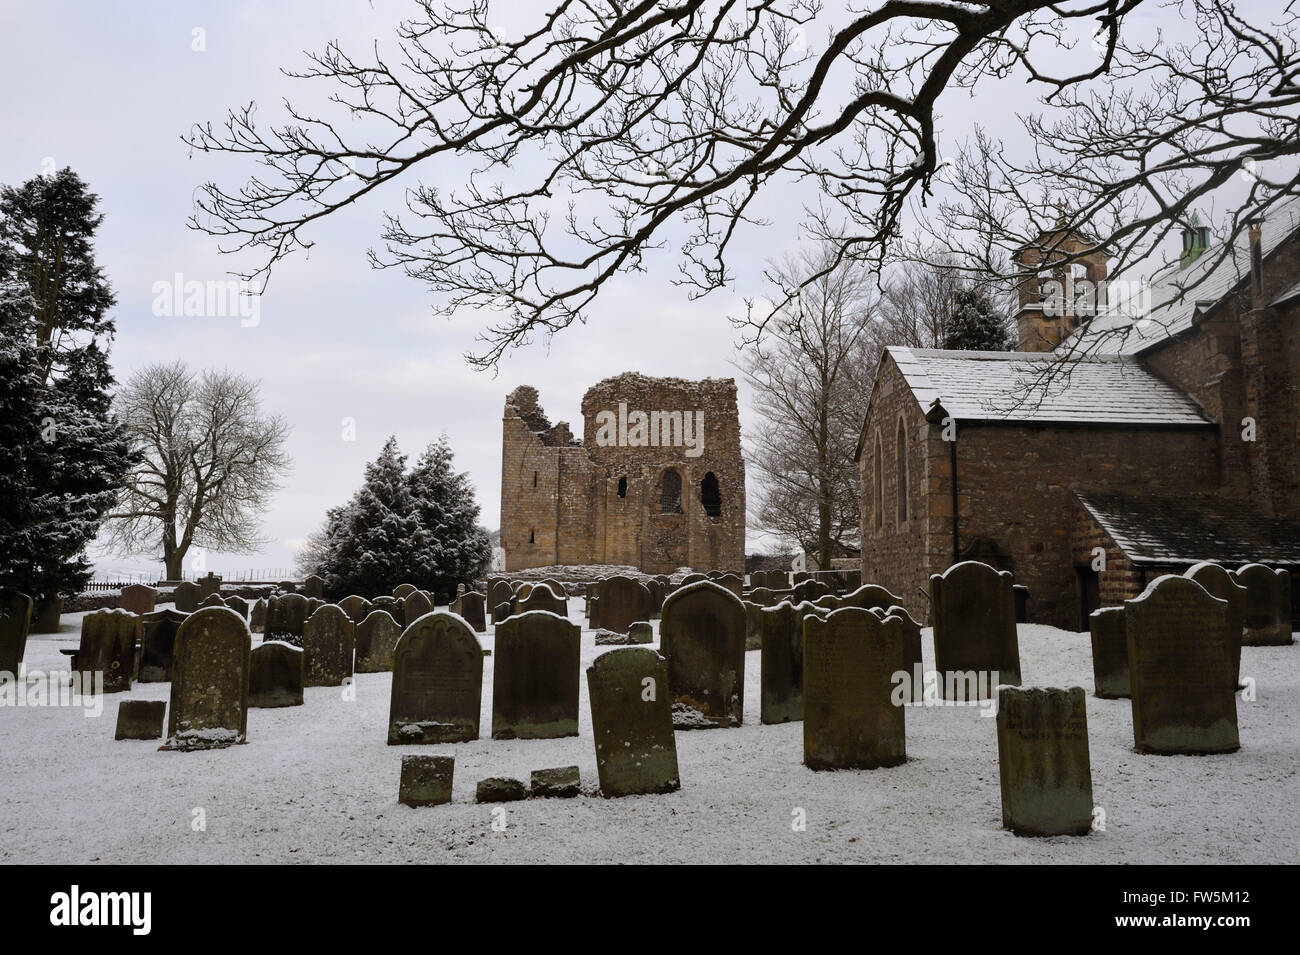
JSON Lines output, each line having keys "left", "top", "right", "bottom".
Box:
{"left": 406, "top": 436, "right": 492, "bottom": 601}
{"left": 942, "top": 289, "right": 1012, "bottom": 351}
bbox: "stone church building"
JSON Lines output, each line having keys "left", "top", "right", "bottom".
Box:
{"left": 500, "top": 373, "right": 746, "bottom": 574}
{"left": 858, "top": 202, "right": 1300, "bottom": 630}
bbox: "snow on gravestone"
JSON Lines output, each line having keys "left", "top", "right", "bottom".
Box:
{"left": 224, "top": 596, "right": 250, "bottom": 620}
{"left": 1235, "top": 564, "right": 1293, "bottom": 646}
{"left": 1125, "top": 575, "right": 1239, "bottom": 755}
{"left": 587, "top": 647, "right": 680, "bottom": 797}
{"left": 265, "top": 593, "right": 309, "bottom": 645}
{"left": 118, "top": 584, "right": 157, "bottom": 616}
{"left": 0, "top": 591, "right": 32, "bottom": 678}
{"left": 392, "top": 583, "right": 418, "bottom": 601}
{"left": 161, "top": 606, "right": 250, "bottom": 751}
{"left": 371, "top": 595, "right": 403, "bottom": 628}
{"left": 487, "top": 580, "right": 513, "bottom": 623}
{"left": 198, "top": 574, "right": 223, "bottom": 601}
{"left": 517, "top": 583, "right": 566, "bottom": 617}
{"left": 803, "top": 607, "right": 906, "bottom": 771}
{"left": 929, "top": 561, "right": 1022, "bottom": 700}
{"left": 355, "top": 609, "right": 401, "bottom": 673}
{"left": 172, "top": 581, "right": 199, "bottom": 613}
{"left": 597, "top": 576, "right": 653, "bottom": 635}
{"left": 387, "top": 612, "right": 483, "bottom": 744}
{"left": 138, "top": 608, "right": 187, "bottom": 683}
{"left": 199, "top": 594, "right": 226, "bottom": 610}
{"left": 491, "top": 610, "right": 580, "bottom": 740}
{"left": 338, "top": 595, "right": 372, "bottom": 625}
{"left": 1185, "top": 562, "right": 1246, "bottom": 686}
{"left": 759, "top": 600, "right": 824, "bottom": 725}
{"left": 303, "top": 574, "right": 325, "bottom": 599}
{"left": 78, "top": 609, "right": 138, "bottom": 694}
{"left": 453, "top": 591, "right": 487, "bottom": 633}
{"left": 403, "top": 591, "right": 434, "bottom": 626}
{"left": 302, "top": 604, "right": 355, "bottom": 688}
{"left": 249, "top": 641, "right": 304, "bottom": 708}
{"left": 1088, "top": 607, "right": 1129, "bottom": 700}
{"left": 995, "top": 686, "right": 1093, "bottom": 837}
{"left": 658, "top": 580, "right": 746, "bottom": 729}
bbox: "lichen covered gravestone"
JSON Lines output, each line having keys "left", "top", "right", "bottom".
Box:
{"left": 587, "top": 647, "right": 680, "bottom": 797}
{"left": 265, "top": 593, "right": 310, "bottom": 646}
{"left": 1125, "top": 575, "right": 1238, "bottom": 755}
{"left": 491, "top": 610, "right": 580, "bottom": 740}
{"left": 996, "top": 686, "right": 1093, "bottom": 836}
{"left": 172, "top": 581, "right": 199, "bottom": 613}
{"left": 399, "top": 755, "right": 454, "bottom": 807}
{"left": 658, "top": 580, "right": 746, "bottom": 729}
{"left": 388, "top": 612, "right": 483, "bottom": 744}
{"left": 161, "top": 607, "right": 250, "bottom": 751}
{"left": 803, "top": 607, "right": 906, "bottom": 770}
{"left": 930, "top": 561, "right": 1021, "bottom": 699}
{"left": 1088, "top": 607, "right": 1129, "bottom": 699}
{"left": 338, "top": 595, "right": 373, "bottom": 625}
{"left": 355, "top": 609, "right": 401, "bottom": 673}
{"left": 302, "top": 604, "right": 355, "bottom": 687}
{"left": 249, "top": 641, "right": 304, "bottom": 708}
{"left": 78, "top": 609, "right": 138, "bottom": 693}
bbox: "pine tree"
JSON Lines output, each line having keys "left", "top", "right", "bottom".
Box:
{"left": 0, "top": 171, "right": 134, "bottom": 609}
{"left": 406, "top": 436, "right": 492, "bottom": 601}
{"left": 942, "top": 289, "right": 1012, "bottom": 351}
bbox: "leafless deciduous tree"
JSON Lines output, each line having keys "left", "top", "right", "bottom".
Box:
{"left": 104, "top": 361, "right": 292, "bottom": 579}
{"left": 739, "top": 244, "right": 875, "bottom": 569}
{"left": 184, "top": 1, "right": 1298, "bottom": 366}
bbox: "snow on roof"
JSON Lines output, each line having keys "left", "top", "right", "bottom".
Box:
{"left": 1063, "top": 195, "right": 1300, "bottom": 357}
{"left": 886, "top": 346, "right": 1211, "bottom": 426}
{"left": 1076, "top": 490, "right": 1300, "bottom": 566}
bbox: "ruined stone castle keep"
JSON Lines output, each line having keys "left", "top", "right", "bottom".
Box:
{"left": 500, "top": 374, "right": 745, "bottom": 574}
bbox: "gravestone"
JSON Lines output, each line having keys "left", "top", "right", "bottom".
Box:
{"left": 275, "top": 580, "right": 297, "bottom": 594}
{"left": 659, "top": 580, "right": 746, "bottom": 728}
{"left": 371, "top": 595, "right": 403, "bottom": 628}
{"left": 265, "top": 593, "right": 310, "bottom": 644}
{"left": 587, "top": 647, "right": 680, "bottom": 797}
{"left": 587, "top": 595, "right": 602, "bottom": 630}
{"left": 598, "top": 576, "right": 653, "bottom": 634}
{"left": 759, "top": 601, "right": 803, "bottom": 725}
{"left": 32, "top": 596, "right": 61, "bottom": 634}
{"left": 0, "top": 591, "right": 33, "bottom": 677}
{"left": 119, "top": 584, "right": 158, "bottom": 616}
{"left": 476, "top": 777, "right": 528, "bottom": 803}
{"left": 1125, "top": 575, "right": 1238, "bottom": 754}
{"left": 518, "top": 583, "right": 566, "bottom": 617}
{"left": 138, "top": 608, "right": 187, "bottom": 683}
{"left": 803, "top": 607, "right": 906, "bottom": 770}
{"left": 303, "top": 574, "right": 325, "bottom": 599}
{"left": 356, "top": 609, "right": 402, "bottom": 673}
{"left": 996, "top": 686, "right": 1093, "bottom": 836}
{"left": 249, "top": 641, "right": 304, "bottom": 707}
{"left": 929, "top": 561, "right": 1021, "bottom": 699}
{"left": 173, "top": 581, "right": 199, "bottom": 613}
{"left": 492, "top": 611, "right": 581, "bottom": 740}
{"left": 1186, "top": 562, "right": 1245, "bottom": 684}
{"left": 115, "top": 700, "right": 167, "bottom": 741}
{"left": 884, "top": 604, "right": 924, "bottom": 680}
{"left": 393, "top": 583, "right": 418, "bottom": 601}
{"left": 628, "top": 621, "right": 653, "bottom": 644}
{"left": 743, "top": 601, "right": 764, "bottom": 651}
{"left": 302, "top": 605, "right": 355, "bottom": 688}
{"left": 1088, "top": 607, "right": 1129, "bottom": 699}
{"left": 306, "top": 597, "right": 326, "bottom": 617}
{"left": 1235, "top": 564, "right": 1293, "bottom": 646}
{"left": 399, "top": 755, "right": 454, "bottom": 807}
{"left": 338, "top": 595, "right": 372, "bottom": 625}
{"left": 493, "top": 601, "right": 512, "bottom": 626}
{"left": 1012, "top": 585, "right": 1030, "bottom": 624}
{"left": 388, "top": 612, "right": 483, "bottom": 744}
{"left": 488, "top": 580, "right": 514, "bottom": 622}
{"left": 531, "top": 766, "right": 581, "bottom": 798}
{"left": 224, "top": 596, "right": 250, "bottom": 619}
{"left": 162, "top": 607, "right": 250, "bottom": 750}
{"left": 403, "top": 590, "right": 433, "bottom": 626}
{"left": 541, "top": 578, "right": 568, "bottom": 598}
{"left": 199, "top": 593, "right": 226, "bottom": 609}
{"left": 454, "top": 591, "right": 487, "bottom": 633}
{"left": 715, "top": 573, "right": 744, "bottom": 598}
{"left": 250, "top": 598, "right": 267, "bottom": 633}
{"left": 198, "top": 573, "right": 223, "bottom": 601}
{"left": 78, "top": 609, "right": 138, "bottom": 693}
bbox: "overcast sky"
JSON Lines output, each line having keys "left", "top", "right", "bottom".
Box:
{"left": 0, "top": 0, "right": 1216, "bottom": 579}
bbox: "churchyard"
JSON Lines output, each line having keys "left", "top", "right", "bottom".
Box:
{"left": 1, "top": 568, "right": 1294, "bottom": 865}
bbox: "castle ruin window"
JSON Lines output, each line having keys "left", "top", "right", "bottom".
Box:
{"left": 617, "top": 475, "right": 627, "bottom": 498}
{"left": 660, "top": 469, "right": 683, "bottom": 514}
{"left": 700, "top": 472, "right": 722, "bottom": 520}
{"left": 529, "top": 529, "right": 535, "bottom": 544}
{"left": 532, "top": 470, "right": 538, "bottom": 488}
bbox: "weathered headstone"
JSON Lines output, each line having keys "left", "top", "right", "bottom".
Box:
{"left": 275, "top": 580, "right": 296, "bottom": 594}
{"left": 398, "top": 755, "right": 454, "bottom": 807}
{"left": 249, "top": 641, "right": 304, "bottom": 708}
{"left": 303, "top": 574, "right": 325, "bottom": 599}
{"left": 388, "top": 612, "right": 483, "bottom": 744}
{"left": 996, "top": 686, "right": 1093, "bottom": 836}
{"left": 759, "top": 601, "right": 803, "bottom": 725}
{"left": 250, "top": 598, "right": 267, "bottom": 633}
{"left": 517, "top": 583, "right": 566, "bottom": 617}
{"left": 658, "top": 580, "right": 746, "bottom": 729}
{"left": 78, "top": 609, "right": 138, "bottom": 693}
{"left": 838, "top": 583, "right": 902, "bottom": 611}
{"left": 0, "top": 591, "right": 33, "bottom": 677}
{"left": 1186, "top": 562, "right": 1245, "bottom": 684}
{"left": 803, "top": 607, "right": 906, "bottom": 770}
{"left": 199, "top": 593, "right": 226, "bottom": 609}
{"left": 531, "top": 766, "right": 581, "bottom": 798}
{"left": 138, "top": 608, "right": 187, "bottom": 683}
{"left": 31, "top": 596, "right": 61, "bottom": 634}
{"left": 743, "top": 600, "right": 763, "bottom": 651}
{"left": 162, "top": 607, "right": 250, "bottom": 751}
{"left": 371, "top": 595, "right": 403, "bottom": 628}
{"left": 302, "top": 604, "right": 355, "bottom": 688}
{"left": 884, "top": 604, "right": 924, "bottom": 681}
{"left": 541, "top": 578, "right": 568, "bottom": 598}
{"left": 491, "top": 611, "right": 581, "bottom": 740}
{"left": 1125, "top": 575, "right": 1238, "bottom": 755}
{"left": 115, "top": 700, "right": 167, "bottom": 741}
{"left": 393, "top": 583, "right": 418, "bottom": 601}
{"left": 1235, "top": 564, "right": 1293, "bottom": 646}
{"left": 929, "top": 561, "right": 1021, "bottom": 699}
{"left": 338, "top": 595, "right": 373, "bottom": 625}
{"left": 454, "top": 591, "right": 487, "bottom": 633}
{"left": 1088, "top": 607, "right": 1129, "bottom": 699}
{"left": 628, "top": 621, "right": 653, "bottom": 645}
{"left": 597, "top": 576, "right": 653, "bottom": 634}
{"left": 493, "top": 600, "right": 513, "bottom": 626}
{"left": 198, "top": 573, "right": 223, "bottom": 601}
{"left": 715, "top": 573, "right": 744, "bottom": 598}
{"left": 587, "top": 647, "right": 680, "bottom": 797}
{"left": 355, "top": 609, "right": 402, "bottom": 673}
{"left": 172, "top": 581, "right": 199, "bottom": 613}
{"left": 476, "top": 777, "right": 528, "bottom": 803}
{"left": 403, "top": 590, "right": 433, "bottom": 626}
{"left": 488, "top": 580, "right": 514, "bottom": 622}
{"left": 119, "top": 584, "right": 158, "bottom": 616}
{"left": 224, "top": 596, "right": 250, "bottom": 619}
{"left": 265, "top": 593, "right": 310, "bottom": 644}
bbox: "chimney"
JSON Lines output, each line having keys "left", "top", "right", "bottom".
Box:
{"left": 1179, "top": 217, "right": 1211, "bottom": 269}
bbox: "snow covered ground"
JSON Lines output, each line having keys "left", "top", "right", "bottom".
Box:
{"left": 2, "top": 598, "right": 1296, "bottom": 864}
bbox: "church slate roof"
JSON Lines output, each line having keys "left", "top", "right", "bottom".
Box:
{"left": 1076, "top": 490, "right": 1300, "bottom": 566}
{"left": 887, "top": 346, "right": 1212, "bottom": 426}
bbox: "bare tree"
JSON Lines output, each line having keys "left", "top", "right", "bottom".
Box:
{"left": 739, "top": 243, "right": 876, "bottom": 570}
{"left": 183, "top": 0, "right": 1298, "bottom": 366}
{"left": 871, "top": 251, "right": 1015, "bottom": 350}
{"left": 104, "top": 361, "right": 292, "bottom": 579}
